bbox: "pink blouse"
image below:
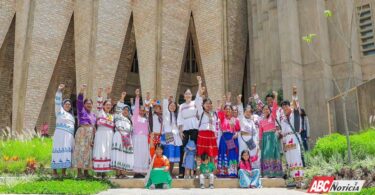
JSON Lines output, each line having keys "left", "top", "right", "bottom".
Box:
{"left": 218, "top": 110, "right": 240, "bottom": 133}
{"left": 239, "top": 159, "right": 256, "bottom": 171}
{"left": 132, "top": 97, "right": 149, "bottom": 136}
{"left": 258, "top": 100, "right": 278, "bottom": 141}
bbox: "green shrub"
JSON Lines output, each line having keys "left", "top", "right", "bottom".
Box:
{"left": 0, "top": 179, "right": 110, "bottom": 195}
{"left": 0, "top": 138, "right": 52, "bottom": 174}
{"left": 311, "top": 129, "right": 375, "bottom": 161}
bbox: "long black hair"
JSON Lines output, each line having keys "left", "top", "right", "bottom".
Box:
{"left": 240, "top": 150, "right": 251, "bottom": 164}
{"left": 169, "top": 101, "right": 178, "bottom": 125}
{"left": 202, "top": 98, "right": 212, "bottom": 112}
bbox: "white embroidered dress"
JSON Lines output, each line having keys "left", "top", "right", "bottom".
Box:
{"left": 51, "top": 90, "right": 75, "bottom": 169}
{"left": 92, "top": 97, "right": 115, "bottom": 172}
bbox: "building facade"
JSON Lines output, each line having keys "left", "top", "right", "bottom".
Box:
{"left": 0, "top": 0, "right": 374, "bottom": 142}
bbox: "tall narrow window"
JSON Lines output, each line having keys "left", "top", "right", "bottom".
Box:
{"left": 131, "top": 50, "right": 139, "bottom": 73}
{"left": 184, "top": 34, "right": 199, "bottom": 73}
{"left": 357, "top": 4, "right": 375, "bottom": 56}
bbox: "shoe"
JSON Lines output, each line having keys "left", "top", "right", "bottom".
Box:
{"left": 134, "top": 174, "right": 145, "bottom": 178}
{"left": 200, "top": 184, "right": 205, "bottom": 189}
{"left": 149, "top": 184, "right": 156, "bottom": 190}
{"left": 162, "top": 184, "right": 169, "bottom": 189}
{"left": 209, "top": 184, "right": 214, "bottom": 189}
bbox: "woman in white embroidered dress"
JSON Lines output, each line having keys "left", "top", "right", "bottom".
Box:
{"left": 92, "top": 87, "right": 115, "bottom": 178}
{"left": 51, "top": 84, "right": 75, "bottom": 178}
{"left": 111, "top": 91, "right": 134, "bottom": 178}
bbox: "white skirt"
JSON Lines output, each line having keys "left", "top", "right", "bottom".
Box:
{"left": 93, "top": 126, "right": 114, "bottom": 172}
{"left": 51, "top": 129, "right": 74, "bottom": 169}
{"left": 238, "top": 135, "right": 260, "bottom": 169}
{"left": 111, "top": 131, "right": 134, "bottom": 171}
{"left": 283, "top": 134, "right": 304, "bottom": 180}
{"left": 132, "top": 134, "right": 149, "bottom": 173}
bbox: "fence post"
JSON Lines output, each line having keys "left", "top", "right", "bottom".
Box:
{"left": 327, "top": 101, "right": 332, "bottom": 134}
{"left": 355, "top": 87, "right": 362, "bottom": 130}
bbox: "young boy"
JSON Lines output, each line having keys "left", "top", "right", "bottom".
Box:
{"left": 146, "top": 144, "right": 172, "bottom": 189}
{"left": 199, "top": 153, "right": 216, "bottom": 189}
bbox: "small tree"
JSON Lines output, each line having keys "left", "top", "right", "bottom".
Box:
{"left": 302, "top": 5, "right": 364, "bottom": 164}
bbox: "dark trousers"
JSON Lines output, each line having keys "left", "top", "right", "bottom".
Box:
{"left": 300, "top": 130, "right": 308, "bottom": 151}
{"left": 179, "top": 129, "right": 198, "bottom": 176}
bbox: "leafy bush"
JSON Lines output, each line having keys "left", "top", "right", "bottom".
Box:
{"left": 0, "top": 179, "right": 110, "bottom": 195}
{"left": 311, "top": 129, "right": 375, "bottom": 161}
{"left": 0, "top": 138, "right": 52, "bottom": 174}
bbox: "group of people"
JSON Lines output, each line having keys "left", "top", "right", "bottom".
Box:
{"left": 50, "top": 75, "right": 310, "bottom": 189}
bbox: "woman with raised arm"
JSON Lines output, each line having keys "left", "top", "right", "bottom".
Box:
{"left": 176, "top": 76, "right": 201, "bottom": 178}
{"left": 195, "top": 81, "right": 219, "bottom": 162}
{"left": 92, "top": 87, "right": 115, "bottom": 178}
{"left": 236, "top": 94, "right": 260, "bottom": 169}
{"left": 111, "top": 91, "right": 134, "bottom": 178}
{"left": 258, "top": 91, "right": 283, "bottom": 178}
{"left": 51, "top": 84, "right": 75, "bottom": 178}
{"left": 161, "top": 95, "right": 182, "bottom": 175}
{"left": 73, "top": 84, "right": 96, "bottom": 179}
{"left": 132, "top": 89, "right": 150, "bottom": 178}
{"left": 217, "top": 97, "right": 241, "bottom": 178}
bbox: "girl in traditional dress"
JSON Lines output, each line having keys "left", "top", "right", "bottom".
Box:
{"left": 195, "top": 80, "right": 218, "bottom": 162}
{"left": 73, "top": 84, "right": 96, "bottom": 179}
{"left": 237, "top": 95, "right": 260, "bottom": 169}
{"left": 258, "top": 91, "right": 283, "bottom": 178}
{"left": 238, "top": 150, "right": 261, "bottom": 188}
{"left": 149, "top": 100, "right": 163, "bottom": 158}
{"left": 111, "top": 92, "right": 134, "bottom": 178}
{"left": 92, "top": 87, "right": 114, "bottom": 178}
{"left": 177, "top": 76, "right": 201, "bottom": 178}
{"left": 146, "top": 144, "right": 172, "bottom": 189}
{"left": 51, "top": 84, "right": 75, "bottom": 178}
{"left": 217, "top": 101, "right": 241, "bottom": 178}
{"left": 161, "top": 96, "right": 182, "bottom": 175}
{"left": 132, "top": 88, "right": 150, "bottom": 178}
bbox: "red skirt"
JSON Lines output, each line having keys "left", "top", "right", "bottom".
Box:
{"left": 197, "top": 130, "right": 218, "bottom": 157}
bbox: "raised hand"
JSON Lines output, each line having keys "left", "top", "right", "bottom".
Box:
{"left": 168, "top": 95, "right": 174, "bottom": 102}
{"left": 237, "top": 94, "right": 242, "bottom": 104}
{"left": 146, "top": 92, "right": 150, "bottom": 100}
{"left": 135, "top": 88, "right": 140, "bottom": 97}
{"left": 106, "top": 86, "right": 112, "bottom": 95}
{"left": 98, "top": 87, "right": 103, "bottom": 96}
{"left": 252, "top": 84, "right": 257, "bottom": 95}
{"left": 197, "top": 75, "right": 202, "bottom": 84}
{"left": 272, "top": 90, "right": 278, "bottom": 98}
{"left": 58, "top": 84, "right": 65, "bottom": 91}
{"left": 121, "top": 92, "right": 126, "bottom": 100}
{"left": 80, "top": 84, "right": 87, "bottom": 93}
{"left": 200, "top": 86, "right": 206, "bottom": 96}
{"left": 293, "top": 86, "right": 297, "bottom": 96}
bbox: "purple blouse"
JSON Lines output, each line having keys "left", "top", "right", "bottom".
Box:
{"left": 77, "top": 93, "right": 96, "bottom": 126}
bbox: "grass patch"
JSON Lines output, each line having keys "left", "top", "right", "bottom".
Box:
{"left": 0, "top": 179, "right": 111, "bottom": 195}
{"left": 311, "top": 129, "right": 375, "bottom": 161}
{"left": 0, "top": 138, "right": 52, "bottom": 174}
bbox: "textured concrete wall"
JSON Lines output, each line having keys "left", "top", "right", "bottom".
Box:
{"left": 0, "top": 0, "right": 374, "bottom": 141}
{"left": 0, "top": 16, "right": 15, "bottom": 129}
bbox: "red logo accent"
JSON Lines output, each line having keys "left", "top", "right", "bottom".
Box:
{"left": 307, "top": 176, "right": 334, "bottom": 193}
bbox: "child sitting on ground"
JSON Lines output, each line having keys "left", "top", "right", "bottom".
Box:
{"left": 146, "top": 144, "right": 172, "bottom": 189}
{"left": 199, "top": 153, "right": 216, "bottom": 189}
{"left": 238, "top": 150, "right": 261, "bottom": 188}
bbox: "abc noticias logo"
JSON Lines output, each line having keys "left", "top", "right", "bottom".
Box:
{"left": 307, "top": 176, "right": 365, "bottom": 193}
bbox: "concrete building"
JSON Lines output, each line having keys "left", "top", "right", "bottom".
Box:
{"left": 0, "top": 0, "right": 374, "bottom": 142}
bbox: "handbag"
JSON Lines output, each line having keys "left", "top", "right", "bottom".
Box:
{"left": 165, "top": 132, "right": 174, "bottom": 144}
{"left": 225, "top": 138, "right": 236, "bottom": 150}
{"left": 241, "top": 134, "right": 256, "bottom": 150}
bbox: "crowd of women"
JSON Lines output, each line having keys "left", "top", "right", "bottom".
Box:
{"left": 50, "top": 76, "right": 310, "bottom": 189}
